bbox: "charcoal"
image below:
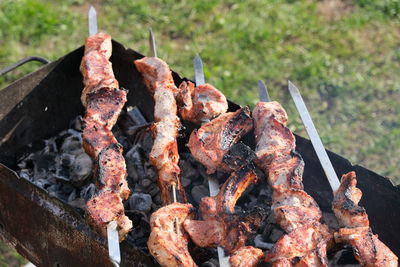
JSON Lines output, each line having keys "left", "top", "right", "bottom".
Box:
{"left": 140, "top": 178, "right": 152, "bottom": 188}
{"left": 329, "top": 246, "right": 359, "bottom": 266}
{"left": 181, "top": 176, "right": 192, "bottom": 187}
{"left": 61, "top": 135, "right": 82, "bottom": 154}
{"left": 62, "top": 183, "right": 74, "bottom": 194}
{"left": 80, "top": 183, "right": 96, "bottom": 201}
{"left": 33, "top": 178, "right": 52, "bottom": 189}
{"left": 126, "top": 106, "right": 147, "bottom": 126}
{"left": 148, "top": 183, "right": 160, "bottom": 197}
{"left": 254, "top": 234, "right": 274, "bottom": 250}
{"left": 70, "top": 153, "right": 92, "bottom": 185}
{"left": 69, "top": 116, "right": 84, "bottom": 131}
{"left": 68, "top": 189, "right": 77, "bottom": 202}
{"left": 267, "top": 226, "right": 285, "bottom": 243}
{"left": 128, "top": 193, "right": 152, "bottom": 212}
{"left": 201, "top": 258, "right": 219, "bottom": 267}
{"left": 191, "top": 185, "right": 209, "bottom": 204}
{"left": 19, "top": 169, "right": 32, "bottom": 180}
{"left": 68, "top": 198, "right": 86, "bottom": 209}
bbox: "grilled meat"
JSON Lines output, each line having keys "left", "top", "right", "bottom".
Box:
{"left": 272, "top": 189, "right": 322, "bottom": 233}
{"left": 334, "top": 227, "right": 398, "bottom": 267}
{"left": 134, "top": 57, "right": 186, "bottom": 204}
{"left": 86, "top": 190, "right": 132, "bottom": 240}
{"left": 148, "top": 202, "right": 197, "bottom": 267}
{"left": 332, "top": 171, "right": 368, "bottom": 228}
{"left": 95, "top": 144, "right": 130, "bottom": 200}
{"left": 253, "top": 101, "right": 302, "bottom": 190}
{"left": 253, "top": 101, "right": 330, "bottom": 266}
{"left": 265, "top": 223, "right": 331, "bottom": 264}
{"left": 183, "top": 165, "right": 263, "bottom": 253}
{"left": 134, "top": 57, "right": 176, "bottom": 95}
{"left": 229, "top": 246, "right": 264, "bottom": 267}
{"left": 332, "top": 172, "right": 398, "bottom": 266}
{"left": 176, "top": 81, "right": 228, "bottom": 124}
{"left": 188, "top": 107, "right": 253, "bottom": 174}
{"left": 80, "top": 33, "right": 131, "bottom": 239}
{"left": 80, "top": 33, "right": 119, "bottom": 107}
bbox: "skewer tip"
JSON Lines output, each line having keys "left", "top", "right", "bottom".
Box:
{"left": 148, "top": 28, "right": 157, "bottom": 58}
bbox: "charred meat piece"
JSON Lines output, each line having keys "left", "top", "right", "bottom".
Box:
{"left": 80, "top": 33, "right": 131, "bottom": 239}
{"left": 95, "top": 144, "right": 130, "bottom": 200}
{"left": 332, "top": 171, "right": 368, "bottom": 228}
{"left": 265, "top": 223, "right": 331, "bottom": 265}
{"left": 176, "top": 81, "right": 228, "bottom": 124}
{"left": 333, "top": 172, "right": 398, "bottom": 266}
{"left": 183, "top": 165, "right": 263, "bottom": 253}
{"left": 86, "top": 190, "right": 132, "bottom": 240}
{"left": 134, "top": 57, "right": 186, "bottom": 204}
{"left": 253, "top": 101, "right": 300, "bottom": 190}
{"left": 272, "top": 189, "right": 322, "bottom": 233}
{"left": 80, "top": 33, "right": 119, "bottom": 107}
{"left": 253, "top": 101, "right": 330, "bottom": 265}
{"left": 229, "top": 246, "right": 264, "bottom": 267}
{"left": 148, "top": 202, "right": 197, "bottom": 267}
{"left": 189, "top": 107, "right": 253, "bottom": 174}
{"left": 334, "top": 227, "right": 398, "bottom": 267}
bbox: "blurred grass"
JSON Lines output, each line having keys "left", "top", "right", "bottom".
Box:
{"left": 0, "top": 0, "right": 399, "bottom": 261}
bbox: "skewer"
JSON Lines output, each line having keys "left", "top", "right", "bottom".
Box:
{"left": 193, "top": 54, "right": 230, "bottom": 267}
{"left": 148, "top": 29, "right": 182, "bottom": 238}
{"left": 87, "top": 6, "right": 121, "bottom": 267}
{"left": 287, "top": 81, "right": 340, "bottom": 192}
{"left": 148, "top": 28, "right": 179, "bottom": 204}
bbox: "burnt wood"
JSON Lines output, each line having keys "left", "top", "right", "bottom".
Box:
{"left": 0, "top": 40, "right": 399, "bottom": 266}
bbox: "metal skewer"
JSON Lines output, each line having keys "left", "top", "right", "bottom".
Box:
{"left": 148, "top": 28, "right": 178, "bottom": 204}
{"left": 194, "top": 54, "right": 230, "bottom": 267}
{"left": 88, "top": 6, "right": 121, "bottom": 267}
{"left": 287, "top": 81, "right": 340, "bottom": 192}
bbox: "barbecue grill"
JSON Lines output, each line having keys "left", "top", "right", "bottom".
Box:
{"left": 0, "top": 40, "right": 399, "bottom": 266}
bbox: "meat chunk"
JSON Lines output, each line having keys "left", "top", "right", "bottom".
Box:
{"left": 134, "top": 57, "right": 176, "bottom": 95}
{"left": 189, "top": 107, "right": 253, "bottom": 174}
{"left": 335, "top": 227, "right": 397, "bottom": 267}
{"left": 148, "top": 203, "right": 197, "bottom": 267}
{"left": 265, "top": 223, "right": 331, "bottom": 264}
{"left": 183, "top": 165, "right": 263, "bottom": 253}
{"left": 177, "top": 81, "right": 228, "bottom": 124}
{"left": 95, "top": 144, "right": 130, "bottom": 200}
{"left": 272, "top": 189, "right": 322, "bottom": 233}
{"left": 253, "top": 101, "right": 330, "bottom": 265}
{"left": 134, "top": 57, "right": 186, "bottom": 204}
{"left": 80, "top": 33, "right": 132, "bottom": 239}
{"left": 332, "top": 171, "right": 369, "bottom": 228}
{"left": 86, "top": 190, "right": 132, "bottom": 240}
{"left": 229, "top": 246, "right": 264, "bottom": 267}
{"left": 80, "top": 33, "right": 119, "bottom": 107}
{"left": 333, "top": 172, "right": 398, "bottom": 266}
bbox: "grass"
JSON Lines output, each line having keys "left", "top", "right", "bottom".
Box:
{"left": 0, "top": 0, "right": 399, "bottom": 261}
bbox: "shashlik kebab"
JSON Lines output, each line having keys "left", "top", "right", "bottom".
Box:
{"left": 80, "top": 8, "right": 132, "bottom": 241}
{"left": 134, "top": 39, "right": 187, "bottom": 205}
{"left": 80, "top": 6, "right": 130, "bottom": 267}
{"left": 288, "top": 82, "right": 398, "bottom": 267}
{"left": 253, "top": 81, "right": 332, "bottom": 266}
{"left": 76, "top": 14, "right": 397, "bottom": 265}
{"left": 333, "top": 171, "right": 398, "bottom": 266}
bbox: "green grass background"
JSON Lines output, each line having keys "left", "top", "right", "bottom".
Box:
{"left": 0, "top": 0, "right": 399, "bottom": 264}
